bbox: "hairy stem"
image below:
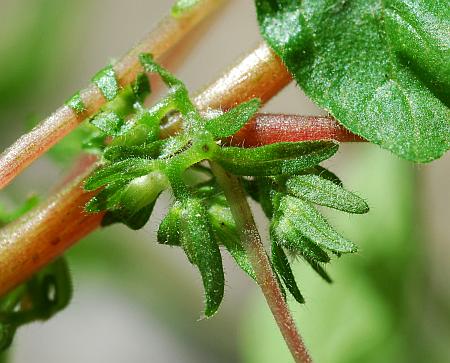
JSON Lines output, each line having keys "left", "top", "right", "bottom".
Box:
{"left": 0, "top": 0, "right": 226, "bottom": 190}
{"left": 229, "top": 113, "right": 364, "bottom": 146}
{"left": 210, "top": 161, "right": 312, "bottom": 363}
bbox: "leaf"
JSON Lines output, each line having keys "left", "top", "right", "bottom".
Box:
{"left": 271, "top": 241, "right": 304, "bottom": 303}
{"left": 205, "top": 98, "right": 261, "bottom": 138}
{"left": 299, "top": 165, "right": 342, "bottom": 186}
{"left": 92, "top": 64, "right": 119, "bottom": 101}
{"left": 179, "top": 199, "right": 224, "bottom": 317}
{"left": 65, "top": 92, "right": 86, "bottom": 114}
{"left": 271, "top": 209, "right": 332, "bottom": 283}
{"left": 274, "top": 194, "right": 357, "bottom": 253}
{"left": 102, "top": 199, "right": 158, "bottom": 230}
{"left": 0, "top": 258, "right": 72, "bottom": 351}
{"left": 172, "top": 0, "right": 201, "bottom": 17}
{"left": 208, "top": 204, "right": 256, "bottom": 280}
{"left": 256, "top": 0, "right": 450, "bottom": 162}
{"left": 286, "top": 174, "right": 369, "bottom": 214}
{"left": 90, "top": 111, "right": 124, "bottom": 136}
{"left": 103, "top": 141, "right": 164, "bottom": 161}
{"left": 157, "top": 204, "right": 182, "bottom": 246}
{"left": 84, "top": 159, "right": 157, "bottom": 190}
{"left": 214, "top": 141, "right": 338, "bottom": 176}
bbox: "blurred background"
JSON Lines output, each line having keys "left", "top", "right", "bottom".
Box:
{"left": 0, "top": 1, "right": 448, "bottom": 362}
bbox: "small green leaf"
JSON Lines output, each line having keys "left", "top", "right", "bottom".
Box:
{"left": 172, "top": 0, "right": 200, "bottom": 18}
{"left": 102, "top": 199, "right": 157, "bottom": 230}
{"left": 300, "top": 165, "right": 342, "bottom": 186}
{"left": 84, "top": 159, "right": 157, "bottom": 190}
{"left": 104, "top": 141, "right": 164, "bottom": 161}
{"left": 275, "top": 194, "right": 357, "bottom": 253}
{"left": 157, "top": 204, "right": 182, "bottom": 246}
{"left": 286, "top": 174, "right": 369, "bottom": 214}
{"left": 65, "top": 91, "right": 86, "bottom": 114}
{"left": 179, "top": 199, "right": 224, "bottom": 317}
{"left": 85, "top": 181, "right": 127, "bottom": 213}
{"left": 92, "top": 64, "right": 119, "bottom": 101}
{"left": 90, "top": 111, "right": 124, "bottom": 136}
{"left": 272, "top": 241, "right": 304, "bottom": 304}
{"left": 205, "top": 98, "right": 261, "bottom": 139}
{"left": 255, "top": 0, "right": 450, "bottom": 162}
{"left": 214, "top": 141, "right": 338, "bottom": 176}
{"left": 208, "top": 204, "right": 256, "bottom": 280}
{"left": 132, "top": 72, "right": 151, "bottom": 103}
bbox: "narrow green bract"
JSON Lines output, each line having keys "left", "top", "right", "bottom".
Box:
{"left": 255, "top": 0, "right": 450, "bottom": 162}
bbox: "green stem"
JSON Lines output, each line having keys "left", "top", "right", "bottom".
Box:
{"left": 210, "top": 161, "right": 312, "bottom": 363}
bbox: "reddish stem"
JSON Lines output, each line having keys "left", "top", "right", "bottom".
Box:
{"left": 229, "top": 113, "right": 364, "bottom": 147}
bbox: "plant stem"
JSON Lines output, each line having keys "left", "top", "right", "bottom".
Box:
{"left": 229, "top": 113, "right": 364, "bottom": 146}
{"left": 210, "top": 161, "right": 312, "bottom": 363}
{"left": 0, "top": 0, "right": 226, "bottom": 190}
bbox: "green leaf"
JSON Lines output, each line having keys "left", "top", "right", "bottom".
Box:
{"left": 157, "top": 204, "right": 182, "bottom": 246}
{"left": 214, "top": 141, "right": 338, "bottom": 176}
{"left": 208, "top": 204, "right": 256, "bottom": 280}
{"left": 299, "top": 165, "right": 342, "bottom": 186}
{"left": 256, "top": 0, "right": 450, "bottom": 162}
{"left": 0, "top": 258, "right": 72, "bottom": 351}
{"left": 274, "top": 194, "right": 357, "bottom": 253}
{"left": 205, "top": 98, "right": 261, "bottom": 138}
{"left": 65, "top": 91, "right": 86, "bottom": 114}
{"left": 102, "top": 199, "right": 158, "bottom": 230}
{"left": 132, "top": 72, "right": 151, "bottom": 103}
{"left": 272, "top": 241, "right": 304, "bottom": 303}
{"left": 271, "top": 212, "right": 332, "bottom": 283}
{"left": 103, "top": 141, "right": 164, "bottom": 161}
{"left": 172, "top": 0, "right": 201, "bottom": 17}
{"left": 92, "top": 64, "right": 119, "bottom": 101}
{"left": 84, "top": 159, "right": 157, "bottom": 190}
{"left": 179, "top": 199, "right": 224, "bottom": 317}
{"left": 90, "top": 111, "right": 124, "bottom": 136}
{"left": 286, "top": 174, "right": 369, "bottom": 214}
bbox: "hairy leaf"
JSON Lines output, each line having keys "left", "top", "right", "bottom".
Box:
{"left": 286, "top": 174, "right": 369, "bottom": 214}
{"left": 275, "top": 194, "right": 357, "bottom": 253}
{"left": 84, "top": 159, "right": 157, "bottom": 190}
{"left": 180, "top": 199, "right": 224, "bottom": 317}
{"left": 65, "top": 92, "right": 86, "bottom": 114}
{"left": 256, "top": 0, "right": 450, "bottom": 162}
{"left": 157, "top": 204, "right": 182, "bottom": 246}
{"left": 205, "top": 98, "right": 261, "bottom": 138}
{"left": 214, "top": 141, "right": 338, "bottom": 176}
{"left": 272, "top": 241, "right": 304, "bottom": 303}
{"left": 208, "top": 204, "right": 256, "bottom": 280}
{"left": 92, "top": 64, "right": 119, "bottom": 101}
